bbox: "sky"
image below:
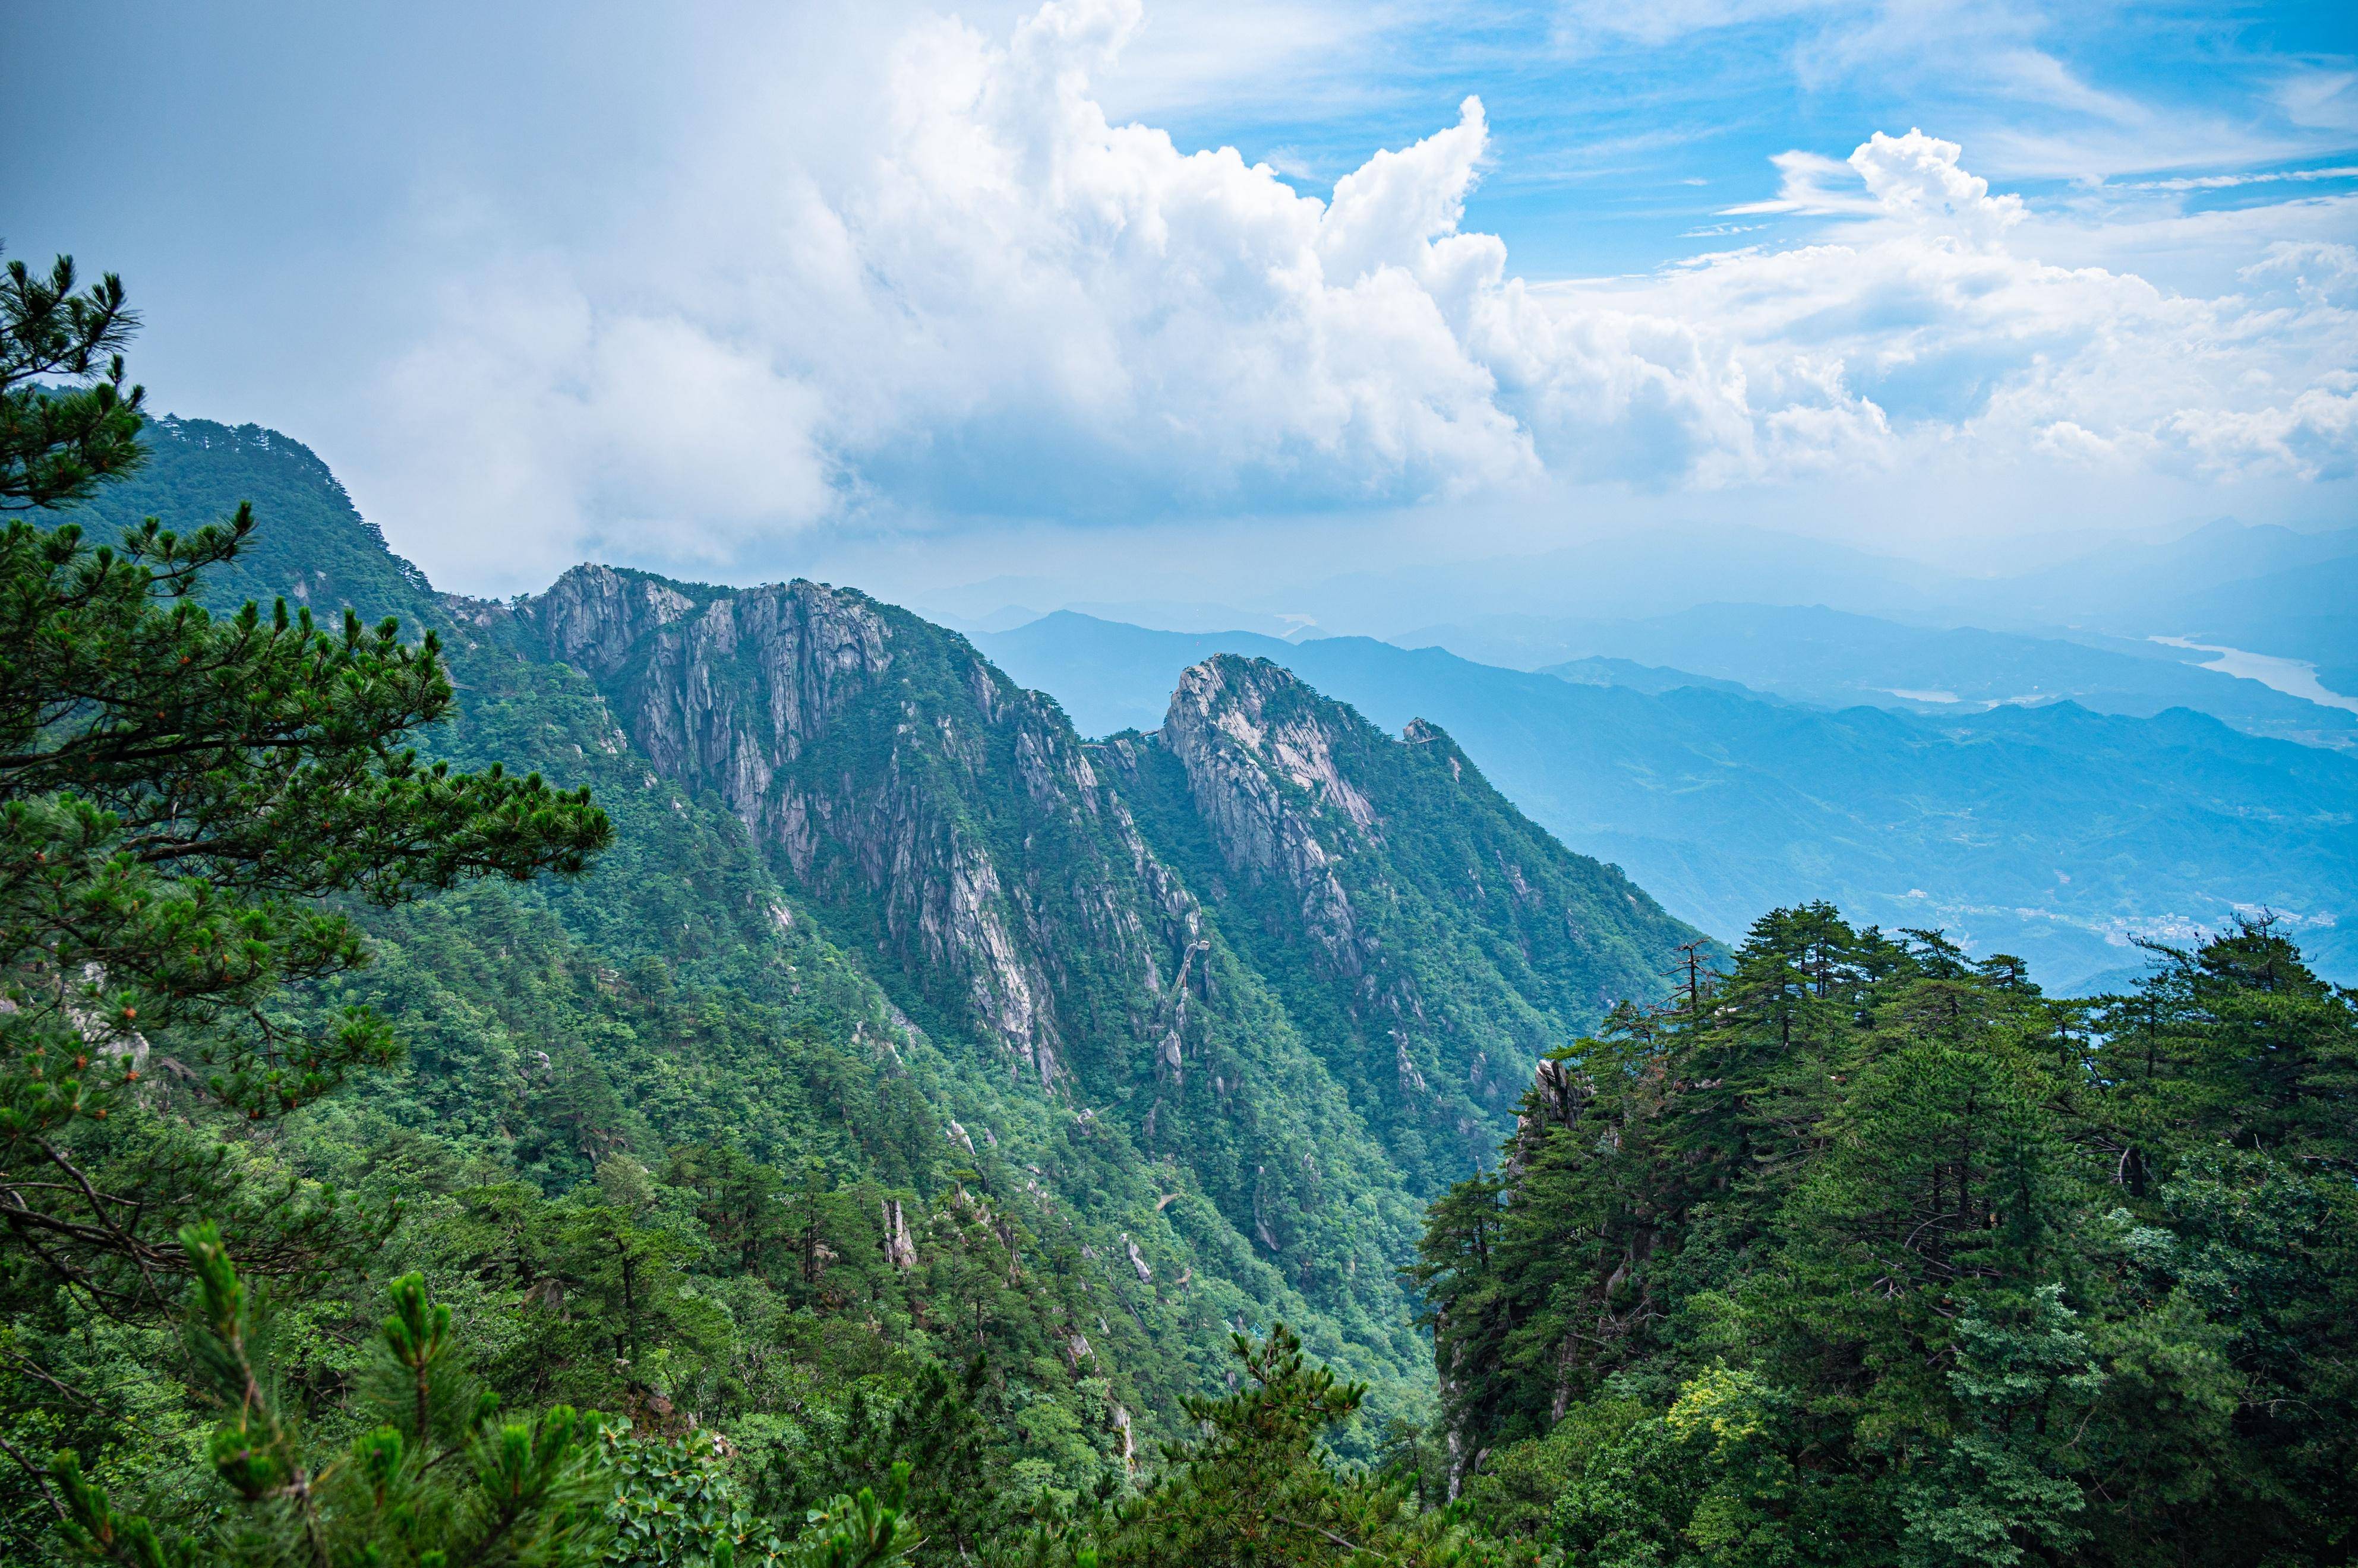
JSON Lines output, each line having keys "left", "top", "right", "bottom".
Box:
{"left": 6, "top": 0, "right": 2356, "bottom": 602}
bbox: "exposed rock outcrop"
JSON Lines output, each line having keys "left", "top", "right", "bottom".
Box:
{"left": 1158, "top": 657, "right": 1372, "bottom": 977}
{"left": 1127, "top": 651, "right": 1704, "bottom": 1194}
{"left": 517, "top": 571, "right": 1208, "bottom": 1094}
{"left": 532, "top": 564, "right": 700, "bottom": 677}
{"left": 504, "top": 567, "right": 1701, "bottom": 1367}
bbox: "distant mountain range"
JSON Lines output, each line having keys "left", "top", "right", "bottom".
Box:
{"left": 2152, "top": 552, "right": 2358, "bottom": 697}
{"left": 929, "top": 511, "right": 2358, "bottom": 754}
{"left": 1981, "top": 517, "right": 2358, "bottom": 634}
{"left": 936, "top": 515, "right": 2354, "bottom": 652}
{"left": 1394, "top": 602, "right": 2356, "bottom": 745}
{"left": 975, "top": 613, "right": 2358, "bottom": 992}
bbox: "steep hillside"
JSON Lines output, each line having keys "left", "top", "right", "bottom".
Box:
{"left": 57, "top": 415, "right": 445, "bottom": 628}
{"left": 39, "top": 417, "right": 1579, "bottom": 1461}
{"left": 1106, "top": 655, "right": 1701, "bottom": 1189}
{"left": 28, "top": 410, "right": 1735, "bottom": 1457}
{"left": 499, "top": 564, "right": 1441, "bottom": 1389}
{"left": 317, "top": 626, "right": 1307, "bottom": 1463}
{"left": 490, "top": 562, "right": 1712, "bottom": 1384}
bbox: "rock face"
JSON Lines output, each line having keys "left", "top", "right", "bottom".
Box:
{"left": 530, "top": 564, "right": 703, "bottom": 678}
{"left": 525, "top": 568, "right": 1137, "bottom": 1090}
{"left": 1123, "top": 654, "right": 1704, "bottom": 1191}
{"left": 516, "top": 571, "right": 1706, "bottom": 1342}
{"left": 519, "top": 574, "right": 1419, "bottom": 1326}
{"left": 1160, "top": 657, "right": 1372, "bottom": 978}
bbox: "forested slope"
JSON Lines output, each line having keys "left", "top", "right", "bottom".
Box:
{"left": 1107, "top": 654, "right": 1700, "bottom": 1191}
{"left": 30, "top": 404, "right": 2353, "bottom": 1568}
{"left": 18, "top": 412, "right": 1705, "bottom": 1561}
{"left": 1413, "top": 907, "right": 2358, "bottom": 1565}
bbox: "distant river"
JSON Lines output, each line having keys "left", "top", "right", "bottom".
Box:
{"left": 2151, "top": 637, "right": 2358, "bottom": 715}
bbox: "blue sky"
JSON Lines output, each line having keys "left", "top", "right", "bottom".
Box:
{"left": 6, "top": 1, "right": 2355, "bottom": 598}
{"left": 1117, "top": 2, "right": 2358, "bottom": 282}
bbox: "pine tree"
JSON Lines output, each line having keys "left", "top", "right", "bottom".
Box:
{"left": 48, "top": 1224, "right": 612, "bottom": 1567}
{"left": 1, "top": 250, "right": 146, "bottom": 513}
{"left": 1075, "top": 1324, "right": 1516, "bottom": 1567}
{"left": 1, "top": 256, "right": 610, "bottom": 1534}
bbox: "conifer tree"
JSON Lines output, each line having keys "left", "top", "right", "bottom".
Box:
{"left": 0, "top": 252, "right": 609, "bottom": 1526}
{"left": 49, "top": 1224, "right": 612, "bottom": 1568}
{"left": 1422, "top": 909, "right": 2358, "bottom": 1566}
{"left": 1, "top": 249, "right": 146, "bottom": 512}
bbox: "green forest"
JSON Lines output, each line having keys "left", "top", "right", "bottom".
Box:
{"left": 4, "top": 255, "right": 2354, "bottom": 1568}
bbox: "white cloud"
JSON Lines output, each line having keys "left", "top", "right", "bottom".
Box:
{"left": 2242, "top": 241, "right": 2358, "bottom": 299}
{"left": 1723, "top": 148, "right": 1883, "bottom": 217}
{"left": 359, "top": 0, "right": 2358, "bottom": 587}
{"left": 2120, "top": 165, "right": 2358, "bottom": 193}
{"left": 1848, "top": 129, "right": 2024, "bottom": 244}
{"left": 2280, "top": 71, "right": 2358, "bottom": 134}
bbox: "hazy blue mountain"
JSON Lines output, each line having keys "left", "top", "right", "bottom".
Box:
{"left": 972, "top": 612, "right": 1760, "bottom": 736}
{"left": 1396, "top": 602, "right": 2356, "bottom": 744}
{"left": 1544, "top": 655, "right": 1760, "bottom": 700}
{"left": 977, "top": 613, "right": 2358, "bottom": 991}
{"left": 2150, "top": 551, "right": 2358, "bottom": 685}
{"left": 1230, "top": 524, "right": 1958, "bottom": 636}
{"left": 916, "top": 577, "right": 1322, "bottom": 643}
{"left": 1966, "top": 517, "right": 2358, "bottom": 632}
{"left": 967, "top": 615, "right": 1336, "bottom": 734}
{"left": 923, "top": 517, "right": 2350, "bottom": 687}
{"left": 1205, "top": 517, "right": 2347, "bottom": 643}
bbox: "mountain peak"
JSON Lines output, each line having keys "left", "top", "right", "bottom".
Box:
{"left": 1165, "top": 655, "right": 1381, "bottom": 837}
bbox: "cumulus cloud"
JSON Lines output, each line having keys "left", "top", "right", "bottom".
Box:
{"left": 361, "top": 0, "right": 2358, "bottom": 585}
{"left": 1848, "top": 129, "right": 2024, "bottom": 244}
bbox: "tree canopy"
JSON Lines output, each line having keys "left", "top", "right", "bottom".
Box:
{"left": 1415, "top": 905, "right": 2358, "bottom": 1566}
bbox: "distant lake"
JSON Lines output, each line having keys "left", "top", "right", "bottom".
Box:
{"left": 2151, "top": 637, "right": 2358, "bottom": 715}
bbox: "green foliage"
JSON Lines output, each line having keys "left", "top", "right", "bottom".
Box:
{"left": 0, "top": 501, "right": 610, "bottom": 1319}
{"left": 1421, "top": 905, "right": 2358, "bottom": 1567}
{"left": 2, "top": 250, "right": 146, "bottom": 513}
{"left": 1054, "top": 1323, "right": 1519, "bottom": 1568}
{"left": 1, "top": 271, "right": 608, "bottom": 1558}
{"left": 602, "top": 1426, "right": 793, "bottom": 1568}
{"left": 49, "top": 1225, "right": 612, "bottom": 1568}
{"left": 15, "top": 274, "right": 2356, "bottom": 1568}
{"left": 55, "top": 414, "right": 442, "bottom": 633}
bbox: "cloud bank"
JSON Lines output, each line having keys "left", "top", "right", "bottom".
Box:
{"left": 365, "top": 0, "right": 2358, "bottom": 587}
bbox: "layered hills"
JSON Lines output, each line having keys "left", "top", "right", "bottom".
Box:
{"left": 56, "top": 413, "right": 1703, "bottom": 1450}
{"left": 1400, "top": 601, "right": 2358, "bottom": 744}
{"left": 976, "top": 612, "right": 2358, "bottom": 991}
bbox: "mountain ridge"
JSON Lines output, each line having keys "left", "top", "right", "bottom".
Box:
{"left": 976, "top": 612, "right": 2358, "bottom": 990}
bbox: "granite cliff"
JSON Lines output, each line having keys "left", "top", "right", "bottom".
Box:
{"left": 513, "top": 573, "right": 1706, "bottom": 1301}
{"left": 1116, "top": 655, "right": 1697, "bottom": 1190}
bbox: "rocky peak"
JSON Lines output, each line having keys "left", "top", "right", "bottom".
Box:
{"left": 523, "top": 573, "right": 897, "bottom": 797}
{"left": 522, "top": 571, "right": 1188, "bottom": 1095}
{"left": 526, "top": 564, "right": 701, "bottom": 676}
{"left": 1158, "top": 656, "right": 1377, "bottom": 977}
{"left": 1164, "top": 657, "right": 1380, "bottom": 835}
